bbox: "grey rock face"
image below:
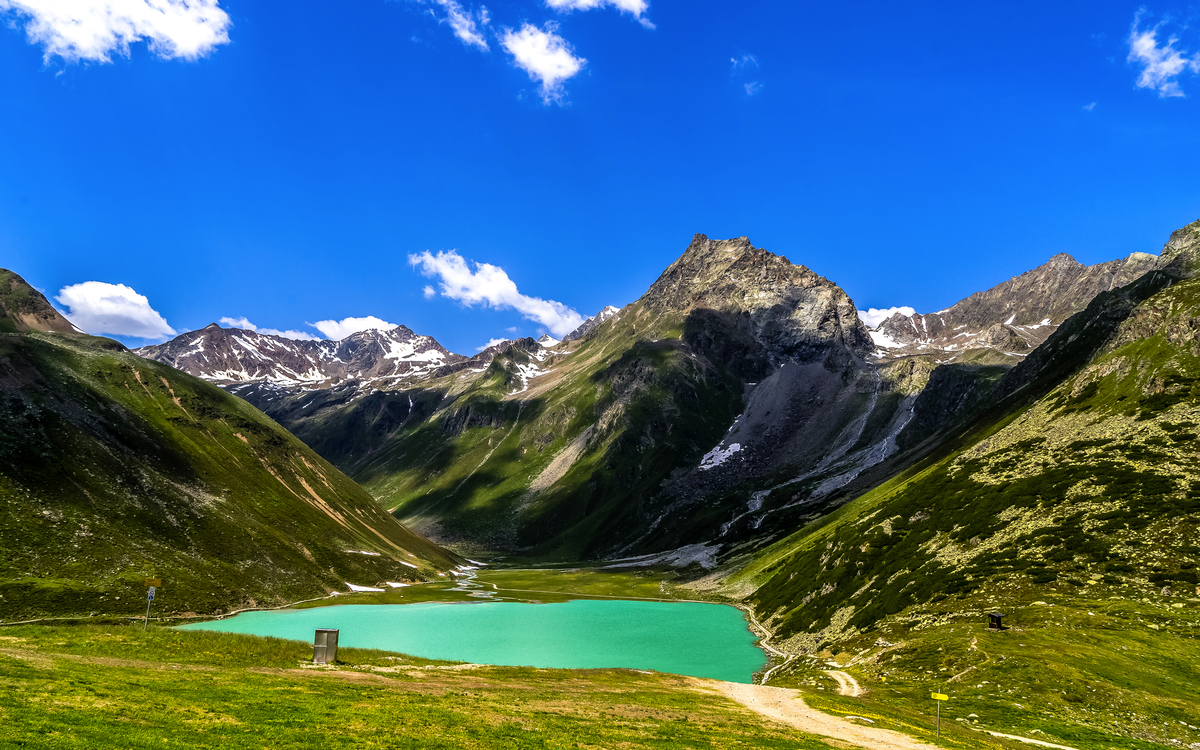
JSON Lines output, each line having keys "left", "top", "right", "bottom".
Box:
{"left": 643, "top": 234, "right": 874, "bottom": 363}
{"left": 869, "top": 251, "right": 1158, "bottom": 359}
{"left": 1155, "top": 217, "right": 1200, "bottom": 278}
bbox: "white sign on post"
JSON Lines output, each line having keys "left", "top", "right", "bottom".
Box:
{"left": 147, "top": 587, "right": 156, "bottom": 602}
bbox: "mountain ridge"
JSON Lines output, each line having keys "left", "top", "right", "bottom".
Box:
{"left": 0, "top": 276, "right": 458, "bottom": 619}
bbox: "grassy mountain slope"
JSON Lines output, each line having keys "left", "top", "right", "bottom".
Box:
{"left": 695, "top": 254, "right": 1200, "bottom": 746}
{"left": 0, "top": 328, "right": 457, "bottom": 619}
{"left": 743, "top": 265, "right": 1198, "bottom": 641}
{"left": 253, "top": 235, "right": 896, "bottom": 561}
{"left": 0, "top": 270, "right": 77, "bottom": 334}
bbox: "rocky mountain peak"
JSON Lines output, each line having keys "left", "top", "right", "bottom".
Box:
{"left": 137, "top": 322, "right": 465, "bottom": 387}
{"left": 1156, "top": 217, "right": 1200, "bottom": 278}
{"left": 642, "top": 235, "right": 873, "bottom": 361}
{"left": 563, "top": 305, "right": 623, "bottom": 341}
{"left": 869, "top": 249, "right": 1160, "bottom": 360}
{"left": 0, "top": 270, "right": 80, "bottom": 335}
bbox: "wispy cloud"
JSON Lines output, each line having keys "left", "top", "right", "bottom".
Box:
{"left": 410, "top": 249, "right": 585, "bottom": 336}
{"left": 731, "top": 52, "right": 761, "bottom": 96}
{"left": 1083, "top": 101, "right": 1097, "bottom": 111}
{"left": 500, "top": 22, "right": 585, "bottom": 103}
{"left": 219, "top": 316, "right": 320, "bottom": 341}
{"left": 545, "top": 0, "right": 653, "bottom": 29}
{"left": 411, "top": 0, "right": 491, "bottom": 50}
{"left": 0, "top": 0, "right": 231, "bottom": 64}
{"left": 476, "top": 337, "right": 509, "bottom": 351}
{"left": 1128, "top": 11, "right": 1199, "bottom": 98}
{"left": 308, "top": 316, "right": 399, "bottom": 341}
{"left": 730, "top": 52, "right": 758, "bottom": 72}
{"left": 857, "top": 306, "right": 916, "bottom": 329}
{"left": 55, "top": 281, "right": 175, "bottom": 339}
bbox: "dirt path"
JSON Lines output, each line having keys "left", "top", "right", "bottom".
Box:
{"left": 984, "top": 731, "right": 1081, "bottom": 750}
{"left": 702, "top": 680, "right": 943, "bottom": 750}
{"left": 825, "top": 670, "right": 863, "bottom": 697}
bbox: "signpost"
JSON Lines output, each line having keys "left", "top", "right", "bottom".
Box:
{"left": 931, "top": 693, "right": 949, "bottom": 737}
{"left": 143, "top": 579, "right": 161, "bottom": 631}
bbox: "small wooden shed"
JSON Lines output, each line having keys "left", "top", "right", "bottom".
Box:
{"left": 987, "top": 612, "right": 1005, "bottom": 630}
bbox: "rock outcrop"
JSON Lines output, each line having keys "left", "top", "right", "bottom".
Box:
{"left": 869, "top": 251, "right": 1158, "bottom": 359}
{"left": 0, "top": 270, "right": 80, "bottom": 335}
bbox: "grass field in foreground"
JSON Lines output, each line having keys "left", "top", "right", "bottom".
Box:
{"left": 766, "top": 588, "right": 1200, "bottom": 750}
{"left": 0, "top": 625, "right": 830, "bottom": 749}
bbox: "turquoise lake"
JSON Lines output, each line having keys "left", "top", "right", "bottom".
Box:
{"left": 179, "top": 600, "right": 766, "bottom": 683}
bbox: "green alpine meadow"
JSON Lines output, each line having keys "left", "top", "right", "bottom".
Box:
{"left": 0, "top": 271, "right": 457, "bottom": 620}
{"left": 2, "top": 218, "right": 1198, "bottom": 749}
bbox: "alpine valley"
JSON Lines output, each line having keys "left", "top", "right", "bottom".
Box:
{"left": 6, "top": 219, "right": 1200, "bottom": 749}
{"left": 0, "top": 270, "right": 458, "bottom": 619}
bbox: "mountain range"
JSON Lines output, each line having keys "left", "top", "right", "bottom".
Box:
{"left": 7, "top": 220, "right": 1200, "bottom": 747}
{"left": 131, "top": 228, "right": 1193, "bottom": 570}
{"left": 0, "top": 280, "right": 458, "bottom": 619}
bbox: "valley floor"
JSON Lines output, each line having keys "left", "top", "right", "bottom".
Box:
{"left": 3, "top": 566, "right": 1195, "bottom": 750}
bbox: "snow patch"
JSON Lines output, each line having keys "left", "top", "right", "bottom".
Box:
{"left": 699, "top": 443, "right": 741, "bottom": 470}
{"left": 346, "top": 583, "right": 385, "bottom": 592}
{"left": 869, "top": 330, "right": 903, "bottom": 349}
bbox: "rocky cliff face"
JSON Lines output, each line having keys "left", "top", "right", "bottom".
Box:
{"left": 0, "top": 270, "right": 80, "bottom": 335}
{"left": 642, "top": 235, "right": 873, "bottom": 362}
{"left": 1155, "top": 217, "right": 1200, "bottom": 278}
{"left": 869, "top": 251, "right": 1157, "bottom": 359}
{"left": 136, "top": 323, "right": 465, "bottom": 387}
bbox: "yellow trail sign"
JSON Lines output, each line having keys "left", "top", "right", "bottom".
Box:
{"left": 145, "top": 579, "right": 162, "bottom": 588}
{"left": 931, "top": 693, "right": 949, "bottom": 701}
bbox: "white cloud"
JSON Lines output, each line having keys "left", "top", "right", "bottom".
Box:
{"left": 413, "top": 0, "right": 490, "bottom": 50}
{"left": 1128, "top": 13, "right": 1199, "bottom": 98}
{"left": 410, "top": 249, "right": 585, "bottom": 336}
{"left": 500, "top": 23, "right": 585, "bottom": 103}
{"left": 744, "top": 81, "right": 762, "bottom": 96}
{"left": 1083, "top": 101, "right": 1097, "bottom": 111}
{"left": 423, "top": 285, "right": 437, "bottom": 299}
{"left": 0, "top": 0, "right": 231, "bottom": 63}
{"left": 308, "top": 316, "right": 399, "bottom": 341}
{"left": 219, "top": 316, "right": 320, "bottom": 341}
{"left": 857, "top": 306, "right": 916, "bottom": 329}
{"left": 730, "top": 52, "right": 758, "bottom": 71}
{"left": 55, "top": 281, "right": 176, "bottom": 339}
{"left": 545, "top": 0, "right": 652, "bottom": 28}
{"left": 476, "top": 337, "right": 509, "bottom": 351}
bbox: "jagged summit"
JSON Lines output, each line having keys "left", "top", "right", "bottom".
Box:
{"left": 868, "top": 249, "right": 1159, "bottom": 360}
{"left": 136, "top": 322, "right": 465, "bottom": 387}
{"left": 0, "top": 269, "right": 80, "bottom": 335}
{"left": 563, "top": 305, "right": 623, "bottom": 341}
{"left": 641, "top": 234, "right": 873, "bottom": 361}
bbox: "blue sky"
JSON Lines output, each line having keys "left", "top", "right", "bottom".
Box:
{"left": 2, "top": 0, "right": 1200, "bottom": 352}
